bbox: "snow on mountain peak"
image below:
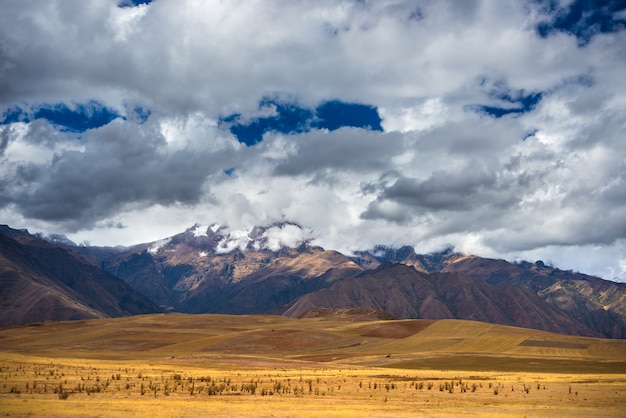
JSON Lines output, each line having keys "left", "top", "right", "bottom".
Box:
{"left": 192, "top": 224, "right": 209, "bottom": 237}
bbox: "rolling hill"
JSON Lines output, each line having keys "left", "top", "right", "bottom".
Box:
{"left": 0, "top": 312, "right": 624, "bottom": 374}
{"left": 2, "top": 312, "right": 625, "bottom": 418}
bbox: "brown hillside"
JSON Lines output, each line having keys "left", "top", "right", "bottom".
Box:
{"left": 299, "top": 307, "right": 399, "bottom": 321}
{"left": 103, "top": 226, "right": 362, "bottom": 313}
{"left": 284, "top": 263, "right": 598, "bottom": 337}
{"left": 443, "top": 256, "right": 626, "bottom": 338}
{"left": 0, "top": 230, "right": 159, "bottom": 327}
{"left": 0, "top": 313, "right": 624, "bottom": 373}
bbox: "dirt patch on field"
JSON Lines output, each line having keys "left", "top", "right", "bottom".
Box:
{"left": 202, "top": 329, "right": 344, "bottom": 353}
{"left": 168, "top": 355, "right": 318, "bottom": 369}
{"left": 72, "top": 331, "right": 193, "bottom": 351}
{"left": 292, "top": 353, "right": 356, "bottom": 362}
{"left": 388, "top": 355, "right": 626, "bottom": 374}
{"left": 519, "top": 339, "right": 589, "bottom": 349}
{"left": 358, "top": 320, "right": 435, "bottom": 339}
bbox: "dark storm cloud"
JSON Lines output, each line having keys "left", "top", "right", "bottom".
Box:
{"left": 360, "top": 163, "right": 519, "bottom": 221}
{"left": 379, "top": 168, "right": 498, "bottom": 211}
{"left": 271, "top": 129, "right": 404, "bottom": 176}
{"left": 0, "top": 128, "right": 9, "bottom": 157}
{"left": 0, "top": 118, "right": 235, "bottom": 229}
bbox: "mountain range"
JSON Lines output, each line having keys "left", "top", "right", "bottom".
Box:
{"left": 1, "top": 223, "right": 624, "bottom": 338}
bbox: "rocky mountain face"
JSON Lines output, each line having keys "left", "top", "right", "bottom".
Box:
{"left": 2, "top": 223, "right": 625, "bottom": 338}
{"left": 283, "top": 263, "right": 598, "bottom": 337}
{"left": 0, "top": 226, "right": 159, "bottom": 327}
{"left": 440, "top": 255, "right": 626, "bottom": 339}
{"left": 346, "top": 246, "right": 626, "bottom": 338}
{"left": 98, "top": 224, "right": 363, "bottom": 314}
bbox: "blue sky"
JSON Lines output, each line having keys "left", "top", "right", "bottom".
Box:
{"left": 1, "top": 0, "right": 626, "bottom": 281}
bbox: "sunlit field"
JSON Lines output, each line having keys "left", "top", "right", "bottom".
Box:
{"left": 1, "top": 314, "right": 625, "bottom": 417}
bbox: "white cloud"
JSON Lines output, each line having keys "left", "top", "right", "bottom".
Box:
{"left": 0, "top": 0, "right": 625, "bottom": 281}
{"left": 108, "top": 2, "right": 149, "bottom": 42}
{"left": 379, "top": 98, "right": 449, "bottom": 133}
{"left": 261, "top": 224, "right": 312, "bottom": 252}
{"left": 215, "top": 230, "right": 252, "bottom": 254}
{"left": 148, "top": 237, "right": 171, "bottom": 254}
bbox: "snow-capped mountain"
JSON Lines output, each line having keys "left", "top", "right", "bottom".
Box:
{"left": 2, "top": 222, "right": 626, "bottom": 338}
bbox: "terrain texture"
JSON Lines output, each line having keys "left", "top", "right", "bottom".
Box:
{"left": 1, "top": 224, "right": 625, "bottom": 339}
{"left": 0, "top": 313, "right": 625, "bottom": 417}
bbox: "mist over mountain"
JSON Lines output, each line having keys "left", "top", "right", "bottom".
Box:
{"left": 97, "top": 224, "right": 361, "bottom": 314}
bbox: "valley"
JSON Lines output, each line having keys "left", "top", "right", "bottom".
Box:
{"left": 1, "top": 313, "right": 625, "bottom": 417}
{"left": 2, "top": 224, "right": 626, "bottom": 415}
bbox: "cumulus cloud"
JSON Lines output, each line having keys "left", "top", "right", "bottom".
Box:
{"left": 260, "top": 224, "right": 313, "bottom": 252}
{"left": 0, "top": 0, "right": 625, "bottom": 281}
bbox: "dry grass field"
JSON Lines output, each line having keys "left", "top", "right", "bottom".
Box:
{"left": 1, "top": 313, "right": 625, "bottom": 417}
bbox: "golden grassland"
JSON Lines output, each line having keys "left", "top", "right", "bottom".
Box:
{"left": 1, "top": 313, "right": 625, "bottom": 417}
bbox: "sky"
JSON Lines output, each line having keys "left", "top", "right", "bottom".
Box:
{"left": 1, "top": 0, "right": 626, "bottom": 281}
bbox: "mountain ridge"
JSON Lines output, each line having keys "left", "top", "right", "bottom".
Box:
{"left": 283, "top": 262, "right": 596, "bottom": 336}
{"left": 1, "top": 223, "right": 625, "bottom": 338}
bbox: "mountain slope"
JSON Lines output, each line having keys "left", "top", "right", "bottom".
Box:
{"left": 0, "top": 227, "right": 159, "bottom": 327}
{"left": 352, "top": 247, "right": 626, "bottom": 338}
{"left": 441, "top": 256, "right": 626, "bottom": 338}
{"left": 283, "top": 263, "right": 599, "bottom": 337}
{"left": 101, "top": 225, "right": 363, "bottom": 313}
